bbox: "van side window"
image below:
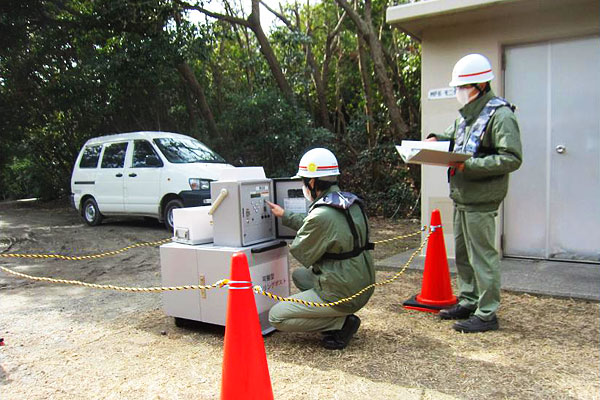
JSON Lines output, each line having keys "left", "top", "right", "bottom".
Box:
{"left": 101, "top": 142, "right": 128, "bottom": 168}
{"left": 79, "top": 145, "right": 102, "bottom": 168}
{"left": 132, "top": 140, "right": 163, "bottom": 168}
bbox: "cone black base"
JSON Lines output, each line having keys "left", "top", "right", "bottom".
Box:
{"left": 402, "top": 294, "right": 457, "bottom": 314}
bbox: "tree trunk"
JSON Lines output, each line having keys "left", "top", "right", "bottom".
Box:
{"left": 247, "top": 5, "right": 294, "bottom": 102}
{"left": 176, "top": 62, "right": 219, "bottom": 138}
{"left": 383, "top": 36, "right": 420, "bottom": 128}
{"left": 261, "top": 2, "right": 347, "bottom": 131}
{"left": 305, "top": 36, "right": 332, "bottom": 131}
{"left": 183, "top": 0, "right": 294, "bottom": 102}
{"left": 223, "top": 0, "right": 255, "bottom": 94}
{"left": 334, "top": 0, "right": 408, "bottom": 139}
{"left": 182, "top": 83, "right": 199, "bottom": 132}
{"left": 357, "top": 32, "right": 376, "bottom": 148}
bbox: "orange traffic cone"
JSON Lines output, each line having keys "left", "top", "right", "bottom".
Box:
{"left": 403, "top": 209, "right": 457, "bottom": 313}
{"left": 221, "top": 252, "right": 274, "bottom": 400}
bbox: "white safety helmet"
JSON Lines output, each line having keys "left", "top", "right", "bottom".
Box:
{"left": 295, "top": 148, "right": 340, "bottom": 178}
{"left": 449, "top": 53, "right": 494, "bottom": 87}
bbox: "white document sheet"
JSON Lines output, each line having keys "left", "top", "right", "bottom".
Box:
{"left": 396, "top": 140, "right": 471, "bottom": 166}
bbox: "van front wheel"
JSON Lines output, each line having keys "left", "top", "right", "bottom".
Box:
{"left": 163, "top": 199, "right": 183, "bottom": 231}
{"left": 82, "top": 198, "right": 103, "bottom": 226}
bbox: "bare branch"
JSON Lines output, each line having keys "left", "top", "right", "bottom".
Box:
{"left": 334, "top": 0, "right": 369, "bottom": 35}
{"left": 330, "top": 11, "right": 347, "bottom": 38}
{"left": 175, "top": 0, "right": 250, "bottom": 27}
{"left": 259, "top": 0, "right": 293, "bottom": 28}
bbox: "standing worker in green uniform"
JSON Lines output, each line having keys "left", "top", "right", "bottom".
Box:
{"left": 427, "top": 54, "right": 523, "bottom": 333}
{"left": 266, "top": 148, "right": 375, "bottom": 349}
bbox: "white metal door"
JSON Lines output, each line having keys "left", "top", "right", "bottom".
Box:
{"left": 124, "top": 140, "right": 162, "bottom": 214}
{"left": 95, "top": 141, "right": 128, "bottom": 213}
{"left": 503, "top": 36, "right": 600, "bottom": 263}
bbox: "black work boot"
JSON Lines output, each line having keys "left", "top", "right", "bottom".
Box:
{"left": 322, "top": 315, "right": 361, "bottom": 350}
{"left": 438, "top": 304, "right": 474, "bottom": 320}
{"left": 453, "top": 315, "right": 499, "bottom": 333}
{"left": 320, "top": 329, "right": 340, "bottom": 337}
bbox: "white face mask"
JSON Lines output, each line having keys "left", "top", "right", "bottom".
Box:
{"left": 302, "top": 184, "right": 313, "bottom": 202}
{"left": 456, "top": 86, "right": 474, "bottom": 106}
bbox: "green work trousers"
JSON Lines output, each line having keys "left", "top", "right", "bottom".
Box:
{"left": 268, "top": 268, "right": 348, "bottom": 332}
{"left": 453, "top": 208, "right": 500, "bottom": 321}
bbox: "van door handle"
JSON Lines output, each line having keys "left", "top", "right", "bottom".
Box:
{"left": 129, "top": 173, "right": 137, "bottom": 177}
{"left": 115, "top": 173, "right": 123, "bottom": 177}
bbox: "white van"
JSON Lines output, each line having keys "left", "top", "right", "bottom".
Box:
{"left": 70, "top": 131, "right": 232, "bottom": 230}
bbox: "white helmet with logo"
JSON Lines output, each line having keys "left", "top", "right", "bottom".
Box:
{"left": 449, "top": 53, "right": 494, "bottom": 87}
{"left": 295, "top": 148, "right": 340, "bottom": 178}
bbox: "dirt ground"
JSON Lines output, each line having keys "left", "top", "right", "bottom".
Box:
{"left": 0, "top": 199, "right": 598, "bottom": 400}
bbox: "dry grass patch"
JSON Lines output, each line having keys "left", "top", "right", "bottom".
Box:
{"left": 1, "top": 212, "right": 598, "bottom": 399}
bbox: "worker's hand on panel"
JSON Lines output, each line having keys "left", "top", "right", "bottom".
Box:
{"left": 265, "top": 201, "right": 284, "bottom": 218}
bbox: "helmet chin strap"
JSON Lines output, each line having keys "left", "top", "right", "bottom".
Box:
{"left": 310, "top": 183, "right": 318, "bottom": 200}
{"left": 303, "top": 178, "right": 318, "bottom": 200}
{"left": 472, "top": 82, "right": 489, "bottom": 100}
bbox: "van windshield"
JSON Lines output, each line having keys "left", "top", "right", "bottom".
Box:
{"left": 153, "top": 137, "right": 226, "bottom": 164}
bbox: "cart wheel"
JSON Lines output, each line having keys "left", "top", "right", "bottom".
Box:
{"left": 174, "top": 317, "right": 188, "bottom": 328}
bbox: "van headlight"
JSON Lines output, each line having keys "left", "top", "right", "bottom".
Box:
{"left": 189, "top": 179, "right": 210, "bottom": 191}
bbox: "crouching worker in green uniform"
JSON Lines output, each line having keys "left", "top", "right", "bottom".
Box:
{"left": 266, "top": 148, "right": 375, "bottom": 350}
{"left": 427, "top": 54, "right": 523, "bottom": 333}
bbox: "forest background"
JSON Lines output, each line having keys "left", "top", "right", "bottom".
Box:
{"left": 0, "top": 0, "right": 422, "bottom": 217}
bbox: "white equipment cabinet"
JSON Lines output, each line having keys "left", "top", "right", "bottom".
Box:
{"left": 160, "top": 240, "right": 289, "bottom": 335}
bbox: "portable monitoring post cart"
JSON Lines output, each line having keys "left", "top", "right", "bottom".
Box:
{"left": 160, "top": 168, "right": 309, "bottom": 334}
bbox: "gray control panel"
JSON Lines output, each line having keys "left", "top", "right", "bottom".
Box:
{"left": 240, "top": 181, "right": 274, "bottom": 244}
{"left": 211, "top": 179, "right": 275, "bottom": 247}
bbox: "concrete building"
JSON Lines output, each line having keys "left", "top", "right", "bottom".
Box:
{"left": 386, "top": 0, "right": 599, "bottom": 263}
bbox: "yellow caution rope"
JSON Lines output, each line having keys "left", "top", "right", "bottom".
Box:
{"left": 372, "top": 229, "right": 424, "bottom": 245}
{"left": 0, "top": 265, "right": 229, "bottom": 293}
{"left": 0, "top": 238, "right": 172, "bottom": 261}
{"left": 0, "top": 229, "right": 427, "bottom": 301}
{"left": 253, "top": 232, "right": 430, "bottom": 307}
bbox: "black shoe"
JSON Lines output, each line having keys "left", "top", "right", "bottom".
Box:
{"left": 439, "top": 304, "right": 474, "bottom": 320}
{"left": 453, "top": 315, "right": 499, "bottom": 333}
{"left": 322, "top": 315, "right": 361, "bottom": 350}
{"left": 320, "top": 329, "right": 340, "bottom": 337}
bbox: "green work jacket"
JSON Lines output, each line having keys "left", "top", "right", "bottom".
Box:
{"left": 433, "top": 90, "right": 523, "bottom": 211}
{"left": 282, "top": 185, "right": 375, "bottom": 313}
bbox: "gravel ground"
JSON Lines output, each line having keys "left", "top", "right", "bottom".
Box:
{"left": 0, "top": 199, "right": 598, "bottom": 400}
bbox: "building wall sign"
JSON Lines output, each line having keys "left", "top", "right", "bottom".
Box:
{"left": 428, "top": 87, "right": 456, "bottom": 100}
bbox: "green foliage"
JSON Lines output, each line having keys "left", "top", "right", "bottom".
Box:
{"left": 1, "top": 156, "right": 36, "bottom": 201}
{"left": 342, "top": 145, "right": 419, "bottom": 218}
{"left": 335, "top": 117, "right": 419, "bottom": 218}
{"left": 0, "top": 0, "right": 422, "bottom": 217}
{"left": 0, "top": 0, "right": 197, "bottom": 201}
{"left": 211, "top": 89, "right": 334, "bottom": 178}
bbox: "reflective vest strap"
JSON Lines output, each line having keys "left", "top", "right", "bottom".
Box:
{"left": 319, "top": 202, "right": 375, "bottom": 261}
